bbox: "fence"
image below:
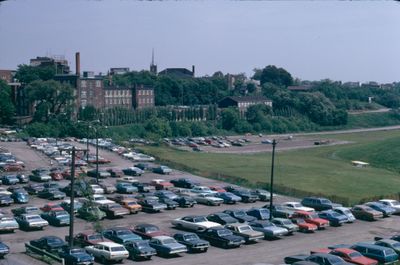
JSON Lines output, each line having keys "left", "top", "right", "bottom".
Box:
{"left": 25, "top": 243, "right": 65, "bottom": 265}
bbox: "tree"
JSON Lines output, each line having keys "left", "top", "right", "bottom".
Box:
{"left": 220, "top": 108, "right": 240, "bottom": 131}
{"left": 26, "top": 80, "right": 74, "bottom": 122}
{"left": 0, "top": 80, "right": 15, "bottom": 124}
{"left": 15, "top": 64, "right": 56, "bottom": 84}
{"left": 260, "top": 65, "right": 293, "bottom": 87}
{"left": 246, "top": 104, "right": 272, "bottom": 124}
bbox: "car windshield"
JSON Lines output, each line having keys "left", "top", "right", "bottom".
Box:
{"left": 55, "top": 211, "right": 69, "bottom": 216}
{"left": 162, "top": 238, "right": 176, "bottom": 244}
{"left": 330, "top": 212, "right": 341, "bottom": 217}
{"left": 348, "top": 252, "right": 362, "bottom": 258}
{"left": 88, "top": 234, "right": 102, "bottom": 240}
{"left": 145, "top": 226, "right": 159, "bottom": 232}
{"left": 384, "top": 249, "right": 396, "bottom": 255}
{"left": 48, "top": 238, "right": 63, "bottom": 244}
{"left": 234, "top": 211, "right": 245, "bottom": 217}
{"left": 116, "top": 230, "right": 132, "bottom": 236}
{"left": 238, "top": 226, "right": 252, "bottom": 232}
{"left": 27, "top": 216, "right": 41, "bottom": 221}
{"left": 111, "top": 246, "right": 126, "bottom": 252}
{"left": 309, "top": 213, "right": 319, "bottom": 219}
{"left": 392, "top": 242, "right": 400, "bottom": 248}
{"left": 293, "top": 203, "right": 302, "bottom": 207}
{"left": 183, "top": 234, "right": 199, "bottom": 241}
{"left": 94, "top": 196, "right": 106, "bottom": 201}
{"left": 329, "top": 256, "right": 344, "bottom": 264}
{"left": 70, "top": 249, "right": 85, "bottom": 254}
{"left": 135, "top": 241, "right": 150, "bottom": 248}
{"left": 193, "top": 217, "right": 207, "bottom": 222}
{"left": 282, "top": 220, "right": 292, "bottom": 225}
{"left": 321, "top": 199, "right": 332, "bottom": 204}
{"left": 127, "top": 202, "right": 138, "bottom": 206}
{"left": 217, "top": 229, "right": 233, "bottom": 236}
{"left": 392, "top": 201, "right": 400, "bottom": 206}
{"left": 296, "top": 219, "right": 305, "bottom": 224}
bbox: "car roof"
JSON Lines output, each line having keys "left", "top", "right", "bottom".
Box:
{"left": 227, "top": 223, "right": 249, "bottom": 228}
{"left": 378, "top": 239, "right": 398, "bottom": 244}
{"left": 152, "top": 235, "right": 173, "bottom": 240}
{"left": 97, "top": 242, "right": 123, "bottom": 247}
{"left": 334, "top": 248, "right": 356, "bottom": 254}
{"left": 182, "top": 215, "right": 205, "bottom": 219}
{"left": 354, "top": 242, "right": 390, "bottom": 250}
{"left": 310, "top": 253, "right": 338, "bottom": 258}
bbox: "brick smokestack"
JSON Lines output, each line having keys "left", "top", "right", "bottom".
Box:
{"left": 192, "top": 65, "right": 195, "bottom": 77}
{"left": 75, "top": 52, "right": 80, "bottom": 76}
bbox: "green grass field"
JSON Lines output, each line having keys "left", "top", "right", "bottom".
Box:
{"left": 141, "top": 129, "right": 400, "bottom": 205}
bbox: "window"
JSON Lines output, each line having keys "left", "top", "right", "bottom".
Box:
{"left": 81, "top": 80, "right": 87, "bottom": 88}
{"left": 81, "top": 91, "right": 87, "bottom": 98}
{"left": 95, "top": 80, "right": 101, "bottom": 88}
{"left": 138, "top": 90, "right": 141, "bottom": 96}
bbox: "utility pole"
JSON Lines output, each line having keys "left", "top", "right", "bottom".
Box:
{"left": 95, "top": 128, "right": 99, "bottom": 184}
{"left": 68, "top": 146, "right": 76, "bottom": 248}
{"left": 269, "top": 139, "right": 277, "bottom": 221}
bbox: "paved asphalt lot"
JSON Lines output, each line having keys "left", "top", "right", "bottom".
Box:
{"left": 0, "top": 141, "right": 399, "bottom": 265}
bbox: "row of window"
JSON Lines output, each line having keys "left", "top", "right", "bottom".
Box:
{"left": 238, "top": 101, "right": 272, "bottom": 108}
{"left": 138, "top": 98, "right": 153, "bottom": 104}
{"left": 105, "top": 90, "right": 131, "bottom": 97}
{"left": 137, "top": 89, "right": 153, "bottom": 96}
{"left": 81, "top": 80, "right": 102, "bottom": 88}
{"left": 105, "top": 98, "right": 130, "bottom": 105}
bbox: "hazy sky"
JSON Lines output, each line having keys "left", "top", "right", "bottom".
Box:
{"left": 0, "top": 0, "right": 399, "bottom": 83}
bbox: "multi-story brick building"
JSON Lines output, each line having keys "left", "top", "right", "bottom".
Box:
{"left": 134, "top": 85, "right": 155, "bottom": 109}
{"left": 30, "top": 56, "right": 70, "bottom": 75}
{"left": 77, "top": 71, "right": 105, "bottom": 109}
{"left": 104, "top": 86, "right": 132, "bottom": 109}
{"left": 0, "top": 70, "right": 15, "bottom": 83}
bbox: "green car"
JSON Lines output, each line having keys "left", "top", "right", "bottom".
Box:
{"left": 271, "top": 218, "right": 299, "bottom": 234}
{"left": 375, "top": 239, "right": 400, "bottom": 254}
{"left": 78, "top": 205, "right": 106, "bottom": 221}
{"left": 41, "top": 210, "right": 70, "bottom": 226}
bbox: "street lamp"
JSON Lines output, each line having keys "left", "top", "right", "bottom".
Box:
{"left": 268, "top": 139, "right": 277, "bottom": 220}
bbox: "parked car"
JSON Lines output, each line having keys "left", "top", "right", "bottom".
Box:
{"left": 318, "top": 210, "right": 348, "bottom": 226}
{"left": 98, "top": 182, "right": 116, "bottom": 194}
{"left": 379, "top": 199, "right": 400, "bottom": 214}
{"left": 134, "top": 163, "right": 152, "bottom": 171}
{"left": 12, "top": 205, "right": 40, "bottom": 216}
{"left": 333, "top": 207, "right": 356, "bottom": 223}
{"left": 106, "top": 168, "right": 123, "bottom": 178}
{"left": 60, "top": 199, "right": 83, "bottom": 214}
{"left": 154, "top": 190, "right": 179, "bottom": 200}
{"left": 24, "top": 183, "right": 45, "bottom": 195}
{"left": 174, "top": 195, "right": 197, "bottom": 208}
{"left": 364, "top": 202, "right": 396, "bottom": 217}
{"left": 2, "top": 175, "right": 19, "bottom": 185}
{"left": 223, "top": 209, "right": 257, "bottom": 223}
{"left": 351, "top": 242, "right": 399, "bottom": 264}
{"left": 115, "top": 182, "right": 138, "bottom": 194}
{"left": 132, "top": 224, "right": 169, "bottom": 239}
{"left": 99, "top": 203, "right": 130, "bottom": 218}
{"left": 158, "top": 197, "right": 178, "bottom": 210}
{"left": 86, "top": 170, "right": 111, "bottom": 179}
{"left": 266, "top": 204, "right": 296, "bottom": 218}
{"left": 124, "top": 240, "right": 157, "bottom": 260}
{"left": 58, "top": 246, "right": 94, "bottom": 265}
{"left": 30, "top": 236, "right": 66, "bottom": 252}
{"left": 225, "top": 187, "right": 258, "bottom": 203}
{"left": 0, "top": 216, "right": 19, "bottom": 232}
{"left": 88, "top": 184, "right": 104, "bottom": 194}
{"left": 132, "top": 182, "right": 156, "bottom": 193}
{"left": 40, "top": 202, "right": 64, "bottom": 212}
{"left": 283, "top": 202, "right": 315, "bottom": 212}
{"left": 172, "top": 215, "right": 221, "bottom": 232}
{"left": 30, "top": 168, "right": 52, "bottom": 182}
{"left": 246, "top": 208, "right": 271, "bottom": 220}
{"left": 291, "top": 211, "right": 330, "bottom": 229}
{"left": 271, "top": 218, "right": 299, "bottom": 234}
{"left": 214, "top": 192, "right": 241, "bottom": 204}
{"left": 351, "top": 205, "right": 383, "bottom": 221}
{"left": 102, "top": 227, "right": 142, "bottom": 244}
{"left": 374, "top": 239, "right": 400, "bottom": 254}
{"left": 0, "top": 195, "right": 13, "bottom": 206}
{"left": 291, "top": 218, "right": 318, "bottom": 233}
{"left": 119, "top": 199, "right": 141, "bottom": 214}
{"left": 0, "top": 242, "right": 9, "bottom": 258}
{"left": 285, "top": 253, "right": 351, "bottom": 265}
{"left": 122, "top": 167, "right": 144, "bottom": 176}
{"left": 329, "top": 248, "right": 378, "bottom": 265}
{"left": 68, "top": 232, "right": 110, "bottom": 247}
{"left": 16, "top": 213, "right": 48, "bottom": 230}
{"left": 190, "top": 186, "right": 217, "bottom": 195}
{"left": 41, "top": 210, "right": 70, "bottom": 226}
{"left": 226, "top": 223, "right": 264, "bottom": 243}
{"left": 152, "top": 166, "right": 172, "bottom": 175}
{"left": 209, "top": 186, "right": 227, "bottom": 193}
{"left": 16, "top": 174, "right": 29, "bottom": 183}
{"left": 301, "top": 197, "right": 342, "bottom": 211}
{"left": 138, "top": 198, "right": 167, "bottom": 212}
{"left": 149, "top": 236, "right": 187, "bottom": 256}
{"left": 170, "top": 178, "right": 199, "bottom": 189}
{"left": 251, "top": 189, "right": 271, "bottom": 201}
{"left": 85, "top": 242, "right": 129, "bottom": 263}
{"left": 207, "top": 212, "right": 239, "bottom": 225}
{"left": 199, "top": 227, "right": 245, "bottom": 248}
{"left": 77, "top": 205, "right": 106, "bottom": 221}
{"left": 11, "top": 190, "right": 29, "bottom": 203}
{"left": 150, "top": 179, "right": 174, "bottom": 190}
{"left": 194, "top": 193, "right": 223, "bottom": 206}
{"left": 38, "top": 188, "right": 66, "bottom": 200}
{"left": 0, "top": 187, "right": 11, "bottom": 196}
{"left": 248, "top": 220, "right": 289, "bottom": 239}
{"left": 173, "top": 232, "right": 210, "bottom": 253}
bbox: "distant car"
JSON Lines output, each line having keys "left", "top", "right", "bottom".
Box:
{"left": 124, "top": 240, "right": 157, "bottom": 260}
{"left": 38, "top": 188, "right": 66, "bottom": 200}
{"left": 86, "top": 169, "right": 111, "bottom": 179}
{"left": 318, "top": 210, "right": 348, "bottom": 226}
{"left": 119, "top": 199, "right": 142, "bottom": 214}
{"left": 0, "top": 195, "right": 13, "bottom": 206}
{"left": 246, "top": 208, "right": 270, "bottom": 220}
{"left": 41, "top": 210, "right": 70, "bottom": 226}
{"left": 174, "top": 196, "right": 197, "bottom": 207}
{"left": 40, "top": 202, "right": 64, "bottom": 212}
{"left": 12, "top": 205, "right": 40, "bottom": 216}
{"left": 30, "top": 168, "right": 52, "bottom": 182}
{"left": 150, "top": 179, "right": 174, "bottom": 190}
{"left": 207, "top": 212, "right": 239, "bottom": 225}
{"left": 0, "top": 187, "right": 11, "bottom": 196}
{"left": 172, "top": 215, "right": 221, "bottom": 232}
{"left": 351, "top": 205, "right": 383, "bottom": 221}
{"left": 58, "top": 246, "right": 94, "bottom": 265}
{"left": 194, "top": 193, "right": 224, "bottom": 206}
{"left": 283, "top": 202, "right": 315, "bottom": 212}
{"left": 248, "top": 220, "right": 289, "bottom": 239}
{"left": 24, "top": 183, "right": 45, "bottom": 195}
{"left": 251, "top": 189, "right": 271, "bottom": 201}
{"left": 115, "top": 182, "right": 138, "bottom": 194}
{"left": 291, "top": 211, "right": 330, "bottom": 229}
{"left": 271, "top": 218, "right": 299, "bottom": 234}
{"left": 0, "top": 242, "right": 9, "bottom": 258}
{"left": 149, "top": 236, "right": 187, "bottom": 256}
{"left": 199, "top": 227, "right": 245, "bottom": 248}
{"left": 77, "top": 205, "right": 106, "bottom": 221}
{"left": 98, "top": 182, "right": 116, "bottom": 194}
{"left": 223, "top": 209, "right": 257, "bottom": 223}
{"left": 333, "top": 207, "right": 356, "bottom": 223}
{"left": 209, "top": 186, "right": 227, "bottom": 193}
{"left": 286, "top": 253, "right": 351, "bottom": 265}
{"left": 11, "top": 190, "right": 29, "bottom": 203}
{"left": 154, "top": 190, "right": 180, "bottom": 200}
{"left": 214, "top": 192, "right": 241, "bottom": 204}
{"left": 225, "top": 187, "right": 258, "bottom": 203}
{"left": 2, "top": 175, "right": 19, "bottom": 185}
{"left": 291, "top": 218, "right": 318, "bottom": 233}
{"left": 329, "top": 248, "right": 378, "bottom": 265}
{"left": 60, "top": 200, "right": 83, "bottom": 214}
{"left": 374, "top": 239, "right": 400, "bottom": 254}
{"left": 68, "top": 232, "right": 110, "bottom": 247}
{"left": 49, "top": 170, "right": 63, "bottom": 181}
{"left": 152, "top": 166, "right": 172, "bottom": 175}
{"left": 138, "top": 198, "right": 167, "bottom": 212}
{"left": 301, "top": 197, "right": 342, "bottom": 211}
{"left": 351, "top": 242, "right": 399, "bottom": 264}
{"left": 170, "top": 178, "right": 199, "bottom": 189}
{"left": 99, "top": 203, "right": 130, "bottom": 218}
{"left": 102, "top": 227, "right": 142, "bottom": 244}
{"left": 30, "top": 236, "right": 66, "bottom": 252}
{"left": 16, "top": 214, "right": 48, "bottom": 230}
{"left": 0, "top": 216, "right": 19, "bottom": 233}
{"left": 132, "top": 182, "right": 155, "bottom": 193}
{"left": 190, "top": 186, "right": 217, "bottom": 195}
{"left": 134, "top": 163, "right": 151, "bottom": 171}
{"left": 173, "top": 232, "right": 210, "bottom": 253}
{"left": 16, "top": 174, "right": 29, "bottom": 183}
{"left": 132, "top": 224, "right": 169, "bottom": 239}
{"left": 106, "top": 168, "right": 123, "bottom": 178}
{"left": 122, "top": 167, "right": 144, "bottom": 176}
{"left": 89, "top": 184, "right": 104, "bottom": 194}
{"left": 226, "top": 223, "right": 264, "bottom": 243}
{"left": 85, "top": 242, "right": 129, "bottom": 263}
{"left": 158, "top": 197, "right": 178, "bottom": 210}
{"left": 364, "top": 202, "right": 396, "bottom": 217}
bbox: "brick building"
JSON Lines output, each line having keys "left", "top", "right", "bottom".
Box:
{"left": 0, "top": 70, "right": 15, "bottom": 83}
{"left": 134, "top": 85, "right": 155, "bottom": 109}
{"left": 104, "top": 86, "right": 132, "bottom": 109}
{"left": 30, "top": 56, "right": 70, "bottom": 75}
{"left": 78, "top": 71, "right": 105, "bottom": 109}
{"left": 218, "top": 96, "right": 272, "bottom": 116}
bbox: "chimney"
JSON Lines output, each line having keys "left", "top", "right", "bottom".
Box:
{"left": 75, "top": 52, "right": 80, "bottom": 76}
{"left": 192, "top": 65, "right": 195, "bottom": 77}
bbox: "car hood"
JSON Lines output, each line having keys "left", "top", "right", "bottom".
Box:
{"left": 221, "top": 235, "right": 244, "bottom": 242}
{"left": 198, "top": 221, "right": 221, "bottom": 228}
{"left": 119, "top": 234, "right": 141, "bottom": 242}
{"left": 165, "top": 243, "right": 186, "bottom": 250}
{"left": 70, "top": 252, "right": 93, "bottom": 260}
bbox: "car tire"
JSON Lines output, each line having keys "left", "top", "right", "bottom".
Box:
{"left": 100, "top": 256, "right": 107, "bottom": 264}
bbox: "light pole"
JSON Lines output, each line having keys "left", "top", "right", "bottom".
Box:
{"left": 95, "top": 126, "right": 99, "bottom": 184}
{"left": 269, "top": 139, "right": 277, "bottom": 221}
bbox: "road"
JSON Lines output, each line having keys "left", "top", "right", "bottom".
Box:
{"left": 0, "top": 142, "right": 400, "bottom": 265}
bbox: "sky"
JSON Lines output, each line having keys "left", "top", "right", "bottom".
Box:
{"left": 0, "top": 0, "right": 399, "bottom": 83}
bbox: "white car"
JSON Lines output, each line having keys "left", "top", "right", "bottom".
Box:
{"left": 190, "top": 186, "right": 217, "bottom": 195}
{"left": 171, "top": 215, "right": 221, "bottom": 232}
{"left": 131, "top": 154, "right": 155, "bottom": 162}
{"left": 116, "top": 176, "right": 139, "bottom": 184}
{"left": 379, "top": 199, "right": 400, "bottom": 214}
{"left": 194, "top": 193, "right": 224, "bottom": 206}
{"left": 80, "top": 194, "right": 114, "bottom": 206}
{"left": 0, "top": 187, "right": 11, "bottom": 196}
{"left": 85, "top": 242, "right": 129, "bottom": 263}
{"left": 89, "top": 184, "right": 104, "bottom": 194}
{"left": 283, "top": 202, "right": 314, "bottom": 212}
{"left": 333, "top": 207, "right": 356, "bottom": 223}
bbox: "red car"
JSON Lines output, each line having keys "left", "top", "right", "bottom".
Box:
{"left": 67, "top": 231, "right": 111, "bottom": 247}
{"left": 132, "top": 224, "right": 169, "bottom": 239}
{"left": 311, "top": 248, "right": 332, "bottom": 254}
{"left": 291, "top": 218, "right": 318, "bottom": 232}
{"left": 2, "top": 163, "right": 24, "bottom": 172}
{"left": 40, "top": 202, "right": 63, "bottom": 212}
{"left": 106, "top": 168, "right": 123, "bottom": 178}
{"left": 330, "top": 248, "right": 378, "bottom": 265}
{"left": 150, "top": 179, "right": 174, "bottom": 190}
{"left": 209, "top": 186, "right": 226, "bottom": 193}
{"left": 50, "top": 170, "right": 63, "bottom": 181}
{"left": 292, "top": 210, "right": 329, "bottom": 229}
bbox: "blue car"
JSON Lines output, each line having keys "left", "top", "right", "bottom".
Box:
{"left": 102, "top": 227, "right": 142, "bottom": 244}
{"left": 215, "top": 192, "right": 241, "bottom": 204}
{"left": 1, "top": 175, "right": 19, "bottom": 185}
{"left": 365, "top": 202, "right": 396, "bottom": 217}
{"left": 318, "top": 210, "right": 348, "bottom": 226}
{"left": 11, "top": 190, "right": 29, "bottom": 204}
{"left": 0, "top": 242, "right": 9, "bottom": 258}
{"left": 58, "top": 246, "right": 94, "bottom": 265}
{"left": 116, "top": 182, "right": 138, "bottom": 194}
{"left": 0, "top": 195, "right": 13, "bottom": 206}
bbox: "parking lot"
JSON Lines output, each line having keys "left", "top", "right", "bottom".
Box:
{"left": 0, "top": 141, "right": 399, "bottom": 265}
